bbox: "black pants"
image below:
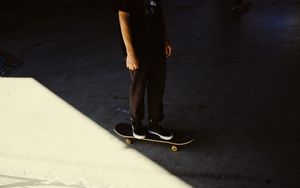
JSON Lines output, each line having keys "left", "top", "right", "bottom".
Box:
{"left": 129, "top": 54, "right": 166, "bottom": 124}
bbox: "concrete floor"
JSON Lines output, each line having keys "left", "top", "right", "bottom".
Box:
{"left": 0, "top": 0, "right": 299, "bottom": 187}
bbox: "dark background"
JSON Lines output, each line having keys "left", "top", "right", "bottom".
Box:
{"left": 1, "top": 0, "right": 299, "bottom": 187}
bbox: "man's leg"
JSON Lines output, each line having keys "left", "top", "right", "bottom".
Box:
{"left": 129, "top": 60, "right": 148, "bottom": 139}
{"left": 147, "top": 55, "right": 166, "bottom": 123}
{"left": 129, "top": 69, "right": 147, "bottom": 122}
{"left": 147, "top": 55, "right": 173, "bottom": 140}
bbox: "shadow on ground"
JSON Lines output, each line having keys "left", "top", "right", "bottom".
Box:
{"left": 1, "top": 0, "right": 299, "bottom": 187}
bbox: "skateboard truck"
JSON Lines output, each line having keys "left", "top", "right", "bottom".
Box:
{"left": 125, "top": 138, "right": 179, "bottom": 152}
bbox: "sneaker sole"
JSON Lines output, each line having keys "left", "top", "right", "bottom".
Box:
{"left": 132, "top": 132, "right": 146, "bottom": 139}
{"left": 131, "top": 125, "right": 146, "bottom": 139}
{"left": 148, "top": 130, "right": 173, "bottom": 140}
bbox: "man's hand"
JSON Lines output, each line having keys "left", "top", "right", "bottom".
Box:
{"left": 165, "top": 40, "right": 172, "bottom": 58}
{"left": 126, "top": 53, "right": 139, "bottom": 70}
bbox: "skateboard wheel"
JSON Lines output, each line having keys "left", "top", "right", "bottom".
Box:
{"left": 171, "top": 146, "right": 178, "bottom": 152}
{"left": 125, "top": 139, "right": 132, "bottom": 145}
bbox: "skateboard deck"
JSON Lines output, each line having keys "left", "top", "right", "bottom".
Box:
{"left": 114, "top": 123, "right": 197, "bottom": 152}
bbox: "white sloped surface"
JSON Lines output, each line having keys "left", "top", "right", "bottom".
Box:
{"left": 0, "top": 78, "right": 191, "bottom": 188}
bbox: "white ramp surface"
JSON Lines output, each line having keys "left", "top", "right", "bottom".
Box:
{"left": 0, "top": 78, "right": 191, "bottom": 188}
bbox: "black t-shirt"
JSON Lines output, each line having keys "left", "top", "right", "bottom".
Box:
{"left": 112, "top": 0, "right": 166, "bottom": 57}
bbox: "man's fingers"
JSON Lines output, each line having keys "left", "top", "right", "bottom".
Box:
{"left": 126, "top": 62, "right": 138, "bottom": 70}
{"left": 132, "top": 63, "right": 138, "bottom": 70}
{"left": 127, "top": 64, "right": 134, "bottom": 70}
{"left": 126, "top": 54, "right": 139, "bottom": 70}
{"left": 166, "top": 46, "right": 172, "bottom": 58}
{"left": 130, "top": 61, "right": 137, "bottom": 70}
{"left": 168, "top": 47, "right": 172, "bottom": 56}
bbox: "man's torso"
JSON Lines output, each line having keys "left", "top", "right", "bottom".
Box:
{"left": 113, "top": 0, "right": 166, "bottom": 57}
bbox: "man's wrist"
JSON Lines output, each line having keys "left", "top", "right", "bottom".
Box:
{"left": 126, "top": 49, "right": 136, "bottom": 56}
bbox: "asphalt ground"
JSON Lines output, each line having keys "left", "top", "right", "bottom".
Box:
{"left": 0, "top": 0, "right": 299, "bottom": 187}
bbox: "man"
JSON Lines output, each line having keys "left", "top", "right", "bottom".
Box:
{"left": 112, "top": 0, "right": 173, "bottom": 140}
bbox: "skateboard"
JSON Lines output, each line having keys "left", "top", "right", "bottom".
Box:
{"left": 114, "top": 123, "right": 197, "bottom": 152}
